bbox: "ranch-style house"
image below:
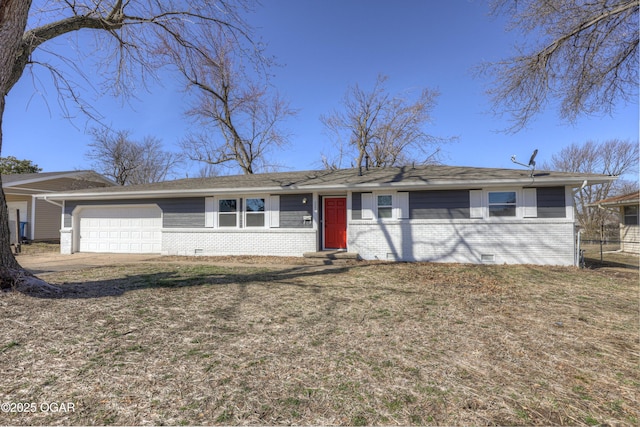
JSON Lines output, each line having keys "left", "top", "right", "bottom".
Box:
{"left": 40, "top": 165, "right": 615, "bottom": 266}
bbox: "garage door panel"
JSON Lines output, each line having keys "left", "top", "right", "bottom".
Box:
{"left": 79, "top": 205, "right": 162, "bottom": 253}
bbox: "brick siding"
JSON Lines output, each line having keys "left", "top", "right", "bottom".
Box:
{"left": 348, "top": 219, "right": 576, "bottom": 265}
{"left": 161, "top": 228, "right": 317, "bottom": 257}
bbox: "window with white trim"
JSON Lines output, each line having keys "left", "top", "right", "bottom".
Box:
{"left": 245, "top": 197, "right": 265, "bottom": 227}
{"left": 624, "top": 205, "right": 638, "bottom": 225}
{"left": 488, "top": 191, "right": 517, "bottom": 217}
{"left": 218, "top": 199, "right": 238, "bottom": 227}
{"left": 377, "top": 195, "right": 393, "bottom": 219}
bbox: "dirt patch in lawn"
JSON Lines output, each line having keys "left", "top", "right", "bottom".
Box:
{"left": 1, "top": 260, "right": 638, "bottom": 426}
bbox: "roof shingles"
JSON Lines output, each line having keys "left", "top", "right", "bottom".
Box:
{"left": 42, "top": 165, "right": 616, "bottom": 199}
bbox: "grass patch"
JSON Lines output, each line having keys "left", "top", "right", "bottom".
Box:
{"left": 0, "top": 341, "right": 19, "bottom": 353}
{"left": 0, "top": 259, "right": 638, "bottom": 425}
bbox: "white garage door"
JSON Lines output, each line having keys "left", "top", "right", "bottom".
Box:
{"left": 78, "top": 205, "right": 162, "bottom": 253}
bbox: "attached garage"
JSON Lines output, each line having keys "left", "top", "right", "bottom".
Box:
{"left": 75, "top": 205, "right": 162, "bottom": 253}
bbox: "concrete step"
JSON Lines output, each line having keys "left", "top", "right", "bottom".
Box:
{"left": 302, "top": 251, "right": 360, "bottom": 265}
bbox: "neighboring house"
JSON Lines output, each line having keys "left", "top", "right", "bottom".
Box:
{"left": 3, "top": 170, "right": 115, "bottom": 244}
{"left": 42, "top": 165, "right": 615, "bottom": 266}
{"left": 591, "top": 191, "right": 640, "bottom": 254}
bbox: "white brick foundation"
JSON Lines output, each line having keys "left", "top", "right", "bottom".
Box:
{"left": 161, "top": 228, "right": 317, "bottom": 257}
{"left": 348, "top": 219, "right": 576, "bottom": 265}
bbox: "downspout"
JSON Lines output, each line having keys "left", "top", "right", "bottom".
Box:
{"left": 32, "top": 196, "right": 64, "bottom": 242}
{"left": 573, "top": 180, "right": 588, "bottom": 267}
{"left": 576, "top": 229, "right": 582, "bottom": 267}
{"left": 40, "top": 195, "right": 63, "bottom": 208}
{"left": 573, "top": 180, "right": 588, "bottom": 195}
{"left": 30, "top": 195, "right": 36, "bottom": 242}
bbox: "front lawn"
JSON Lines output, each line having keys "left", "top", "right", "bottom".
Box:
{"left": 1, "top": 260, "right": 638, "bottom": 425}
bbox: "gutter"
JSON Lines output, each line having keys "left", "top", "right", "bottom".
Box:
{"left": 592, "top": 199, "right": 640, "bottom": 208}
{"left": 40, "top": 195, "right": 64, "bottom": 207}
{"left": 38, "top": 176, "right": 617, "bottom": 202}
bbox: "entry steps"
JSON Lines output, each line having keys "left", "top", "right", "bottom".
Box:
{"left": 302, "top": 250, "right": 360, "bottom": 265}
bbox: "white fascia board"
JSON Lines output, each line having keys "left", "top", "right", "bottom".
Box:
{"left": 292, "top": 176, "right": 617, "bottom": 191}
{"left": 39, "top": 186, "right": 290, "bottom": 201}
{"left": 594, "top": 199, "right": 640, "bottom": 208}
{"left": 3, "top": 171, "right": 110, "bottom": 188}
{"left": 39, "top": 175, "right": 617, "bottom": 201}
{"left": 5, "top": 186, "right": 58, "bottom": 194}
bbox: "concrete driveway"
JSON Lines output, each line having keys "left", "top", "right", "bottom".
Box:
{"left": 17, "top": 252, "right": 164, "bottom": 275}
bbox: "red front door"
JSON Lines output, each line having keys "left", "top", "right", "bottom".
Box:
{"left": 324, "top": 197, "right": 347, "bottom": 249}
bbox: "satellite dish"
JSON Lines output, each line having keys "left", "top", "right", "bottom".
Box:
{"left": 528, "top": 149, "right": 538, "bottom": 167}
{"left": 510, "top": 148, "right": 539, "bottom": 177}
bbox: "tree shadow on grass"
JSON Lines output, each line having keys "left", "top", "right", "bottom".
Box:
{"left": 21, "top": 262, "right": 414, "bottom": 300}
{"left": 584, "top": 257, "right": 639, "bottom": 271}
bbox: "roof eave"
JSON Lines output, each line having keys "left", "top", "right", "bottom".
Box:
{"left": 3, "top": 171, "right": 115, "bottom": 188}
{"left": 591, "top": 199, "right": 640, "bottom": 208}
{"left": 39, "top": 175, "right": 615, "bottom": 201}
{"left": 297, "top": 176, "right": 616, "bottom": 191}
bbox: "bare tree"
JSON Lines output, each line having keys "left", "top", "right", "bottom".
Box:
{"left": 131, "top": 136, "right": 184, "bottom": 184}
{"left": 87, "top": 128, "right": 181, "bottom": 185}
{"left": 321, "top": 75, "right": 448, "bottom": 172}
{"left": 543, "top": 139, "right": 639, "bottom": 238}
{"left": 162, "top": 30, "right": 295, "bottom": 175}
{"left": 0, "top": 1, "right": 253, "bottom": 287}
{"left": 484, "top": 0, "right": 639, "bottom": 132}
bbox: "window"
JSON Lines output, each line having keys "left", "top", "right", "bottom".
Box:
{"left": 218, "top": 199, "right": 238, "bottom": 227}
{"left": 488, "top": 191, "right": 517, "bottom": 217}
{"left": 377, "top": 195, "right": 393, "bottom": 219}
{"left": 245, "top": 198, "right": 265, "bottom": 227}
{"left": 624, "top": 205, "right": 638, "bottom": 225}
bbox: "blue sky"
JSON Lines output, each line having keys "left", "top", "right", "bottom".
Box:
{"left": 3, "top": 0, "right": 638, "bottom": 179}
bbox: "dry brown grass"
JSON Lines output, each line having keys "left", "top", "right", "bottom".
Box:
{"left": 582, "top": 243, "right": 640, "bottom": 269}
{"left": 1, "top": 259, "right": 638, "bottom": 426}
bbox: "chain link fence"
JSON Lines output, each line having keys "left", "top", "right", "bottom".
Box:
{"left": 578, "top": 241, "right": 639, "bottom": 269}
{"left": 577, "top": 224, "right": 639, "bottom": 268}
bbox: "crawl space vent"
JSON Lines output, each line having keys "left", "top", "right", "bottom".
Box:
{"left": 481, "top": 254, "right": 496, "bottom": 263}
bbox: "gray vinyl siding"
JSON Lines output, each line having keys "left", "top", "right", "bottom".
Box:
{"left": 34, "top": 198, "right": 62, "bottom": 240}
{"left": 64, "top": 198, "right": 206, "bottom": 228}
{"left": 158, "top": 198, "right": 205, "bottom": 228}
{"left": 536, "top": 187, "right": 566, "bottom": 218}
{"left": 352, "top": 192, "right": 363, "bottom": 220}
{"left": 279, "top": 193, "right": 313, "bottom": 228}
{"left": 63, "top": 203, "right": 73, "bottom": 228}
{"left": 409, "top": 190, "right": 470, "bottom": 219}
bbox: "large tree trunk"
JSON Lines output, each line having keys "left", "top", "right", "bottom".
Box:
{"left": 0, "top": 0, "right": 59, "bottom": 293}
{"left": 0, "top": 0, "right": 30, "bottom": 276}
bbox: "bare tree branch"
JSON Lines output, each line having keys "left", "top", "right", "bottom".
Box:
{"left": 542, "top": 139, "right": 639, "bottom": 238}
{"left": 165, "top": 28, "right": 295, "bottom": 175}
{"left": 321, "top": 75, "right": 451, "bottom": 171}
{"left": 86, "top": 127, "right": 183, "bottom": 185}
{"left": 0, "top": 0, "right": 256, "bottom": 278}
{"left": 484, "top": 0, "right": 638, "bottom": 132}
